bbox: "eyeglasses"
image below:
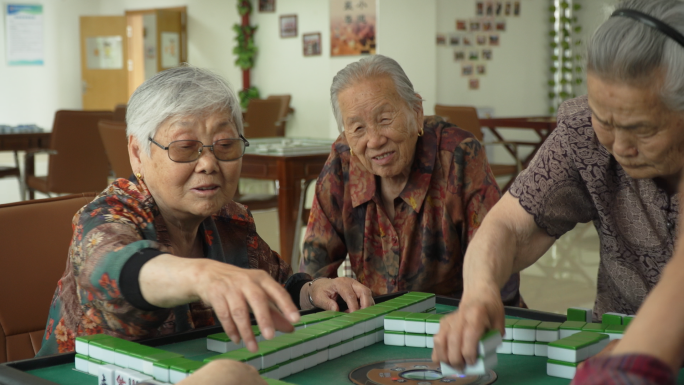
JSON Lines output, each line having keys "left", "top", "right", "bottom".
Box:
{"left": 148, "top": 135, "right": 250, "bottom": 163}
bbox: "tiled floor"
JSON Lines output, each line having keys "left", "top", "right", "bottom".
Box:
{"left": 0, "top": 151, "right": 599, "bottom": 315}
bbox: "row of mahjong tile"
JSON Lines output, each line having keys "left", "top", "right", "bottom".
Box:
{"left": 75, "top": 333, "right": 300, "bottom": 385}
{"left": 567, "top": 307, "right": 635, "bottom": 327}
{"left": 502, "top": 319, "right": 629, "bottom": 345}
{"left": 208, "top": 328, "right": 386, "bottom": 380}
{"left": 546, "top": 331, "right": 611, "bottom": 379}
{"left": 74, "top": 334, "right": 201, "bottom": 384}
{"left": 207, "top": 295, "right": 437, "bottom": 356}
{"left": 383, "top": 312, "right": 444, "bottom": 334}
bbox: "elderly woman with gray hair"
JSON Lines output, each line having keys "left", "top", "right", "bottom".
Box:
{"left": 299, "top": 55, "right": 523, "bottom": 306}
{"left": 433, "top": 0, "right": 684, "bottom": 382}
{"left": 36, "top": 65, "right": 372, "bottom": 377}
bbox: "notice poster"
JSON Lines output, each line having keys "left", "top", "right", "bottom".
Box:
{"left": 161, "top": 32, "right": 180, "bottom": 68}
{"left": 86, "top": 36, "right": 123, "bottom": 69}
{"left": 330, "top": 0, "right": 376, "bottom": 56}
{"left": 5, "top": 4, "right": 43, "bottom": 65}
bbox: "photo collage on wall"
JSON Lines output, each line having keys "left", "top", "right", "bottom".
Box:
{"left": 436, "top": 1, "right": 520, "bottom": 90}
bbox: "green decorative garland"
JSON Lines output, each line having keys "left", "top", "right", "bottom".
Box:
{"left": 548, "top": 1, "right": 583, "bottom": 114}
{"left": 234, "top": 0, "right": 260, "bottom": 110}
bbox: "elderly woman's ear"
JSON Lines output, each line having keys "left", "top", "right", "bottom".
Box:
{"left": 128, "top": 134, "right": 145, "bottom": 177}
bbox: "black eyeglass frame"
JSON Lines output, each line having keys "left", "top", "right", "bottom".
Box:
{"left": 148, "top": 135, "right": 250, "bottom": 163}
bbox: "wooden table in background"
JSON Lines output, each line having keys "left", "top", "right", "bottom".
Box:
{"left": 479, "top": 116, "right": 557, "bottom": 191}
{"left": 241, "top": 151, "right": 329, "bottom": 265}
{"left": 0, "top": 132, "right": 52, "bottom": 198}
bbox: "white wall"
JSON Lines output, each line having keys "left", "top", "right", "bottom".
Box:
{"left": 435, "top": 0, "right": 549, "bottom": 117}
{"left": 252, "top": 0, "right": 437, "bottom": 139}
{"left": 0, "top": 0, "right": 100, "bottom": 130}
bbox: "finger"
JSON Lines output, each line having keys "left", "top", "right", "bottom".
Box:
{"left": 259, "top": 275, "right": 300, "bottom": 323}
{"left": 461, "top": 317, "right": 488, "bottom": 366}
{"left": 211, "top": 292, "right": 241, "bottom": 345}
{"left": 351, "top": 281, "right": 374, "bottom": 309}
{"left": 334, "top": 280, "right": 360, "bottom": 312}
{"left": 432, "top": 316, "right": 452, "bottom": 364}
{"left": 447, "top": 316, "right": 468, "bottom": 369}
{"left": 225, "top": 290, "right": 258, "bottom": 352}
{"left": 269, "top": 303, "right": 295, "bottom": 333}
{"left": 242, "top": 283, "right": 276, "bottom": 340}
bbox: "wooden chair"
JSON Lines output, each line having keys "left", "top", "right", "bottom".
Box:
{"left": 0, "top": 152, "right": 22, "bottom": 198}
{"left": 113, "top": 104, "right": 127, "bottom": 122}
{"left": 267, "top": 94, "right": 293, "bottom": 135}
{"left": 0, "top": 193, "right": 97, "bottom": 363}
{"left": 25, "top": 110, "right": 113, "bottom": 199}
{"left": 434, "top": 105, "right": 523, "bottom": 190}
{"left": 243, "top": 99, "right": 284, "bottom": 138}
{"left": 98, "top": 120, "right": 133, "bottom": 179}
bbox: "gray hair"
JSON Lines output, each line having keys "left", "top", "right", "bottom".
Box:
{"left": 126, "top": 64, "right": 243, "bottom": 155}
{"left": 587, "top": 0, "right": 684, "bottom": 112}
{"left": 330, "top": 55, "right": 423, "bottom": 132}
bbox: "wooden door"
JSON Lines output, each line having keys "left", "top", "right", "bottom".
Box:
{"left": 80, "top": 16, "right": 129, "bottom": 110}
{"left": 156, "top": 9, "right": 185, "bottom": 72}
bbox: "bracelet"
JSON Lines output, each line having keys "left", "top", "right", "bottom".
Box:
{"left": 307, "top": 277, "right": 329, "bottom": 308}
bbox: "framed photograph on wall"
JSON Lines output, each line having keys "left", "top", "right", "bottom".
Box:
{"left": 303, "top": 32, "right": 322, "bottom": 56}
{"left": 280, "top": 14, "right": 297, "bottom": 38}
{"left": 259, "top": 0, "right": 275, "bottom": 12}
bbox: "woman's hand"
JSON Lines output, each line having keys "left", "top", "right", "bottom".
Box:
{"left": 301, "top": 277, "right": 374, "bottom": 312}
{"left": 139, "top": 255, "right": 300, "bottom": 353}
{"left": 176, "top": 360, "right": 267, "bottom": 385}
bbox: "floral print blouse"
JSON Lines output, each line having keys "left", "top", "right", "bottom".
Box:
{"left": 300, "top": 117, "right": 521, "bottom": 303}
{"left": 37, "top": 178, "right": 291, "bottom": 356}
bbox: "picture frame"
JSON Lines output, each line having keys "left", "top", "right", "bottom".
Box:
{"left": 303, "top": 32, "right": 322, "bottom": 56}
{"left": 280, "top": 14, "right": 297, "bottom": 38}
{"left": 258, "top": 0, "right": 275, "bottom": 12}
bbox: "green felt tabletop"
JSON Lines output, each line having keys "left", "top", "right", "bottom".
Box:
{"left": 24, "top": 303, "right": 684, "bottom": 385}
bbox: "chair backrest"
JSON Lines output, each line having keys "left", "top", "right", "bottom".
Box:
{"left": 267, "top": 94, "right": 292, "bottom": 128}
{"left": 434, "top": 104, "right": 484, "bottom": 141}
{"left": 113, "top": 104, "right": 127, "bottom": 122}
{"left": 244, "top": 99, "right": 284, "bottom": 138}
{"left": 47, "top": 110, "right": 114, "bottom": 194}
{"left": 98, "top": 120, "right": 133, "bottom": 179}
{"left": 0, "top": 193, "right": 97, "bottom": 363}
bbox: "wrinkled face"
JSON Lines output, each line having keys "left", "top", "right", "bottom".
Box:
{"left": 338, "top": 76, "right": 423, "bottom": 178}
{"left": 139, "top": 110, "right": 242, "bottom": 223}
{"left": 587, "top": 73, "right": 684, "bottom": 181}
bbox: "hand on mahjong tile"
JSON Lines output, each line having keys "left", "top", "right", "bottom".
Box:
{"left": 301, "top": 277, "right": 374, "bottom": 312}
{"left": 140, "top": 256, "right": 300, "bottom": 353}
{"left": 176, "top": 359, "right": 268, "bottom": 385}
{"left": 431, "top": 288, "right": 505, "bottom": 370}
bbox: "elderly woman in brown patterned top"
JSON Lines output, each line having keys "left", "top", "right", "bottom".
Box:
{"left": 432, "top": 0, "right": 684, "bottom": 370}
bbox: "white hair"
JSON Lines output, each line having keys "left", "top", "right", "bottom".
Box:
{"left": 587, "top": 0, "right": 684, "bottom": 112}
{"left": 330, "top": 55, "right": 423, "bottom": 132}
{"left": 126, "top": 64, "right": 243, "bottom": 155}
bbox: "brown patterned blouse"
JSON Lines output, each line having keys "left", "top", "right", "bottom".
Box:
{"left": 300, "top": 117, "right": 522, "bottom": 303}
{"left": 37, "top": 178, "right": 292, "bottom": 356}
{"left": 509, "top": 96, "right": 679, "bottom": 319}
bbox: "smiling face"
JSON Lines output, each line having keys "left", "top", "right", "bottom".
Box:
{"left": 587, "top": 72, "right": 684, "bottom": 182}
{"left": 338, "top": 76, "right": 424, "bottom": 179}
{"left": 130, "top": 110, "right": 242, "bottom": 224}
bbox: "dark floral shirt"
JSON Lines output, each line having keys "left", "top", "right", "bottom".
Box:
{"left": 572, "top": 355, "right": 675, "bottom": 385}
{"left": 37, "top": 178, "right": 291, "bottom": 356}
{"left": 509, "top": 96, "right": 679, "bottom": 319}
{"left": 300, "top": 117, "right": 521, "bottom": 302}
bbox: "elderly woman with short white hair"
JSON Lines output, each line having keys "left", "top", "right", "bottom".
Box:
{"left": 433, "top": 0, "right": 684, "bottom": 379}
{"left": 300, "top": 55, "right": 522, "bottom": 305}
{"left": 37, "top": 65, "right": 372, "bottom": 366}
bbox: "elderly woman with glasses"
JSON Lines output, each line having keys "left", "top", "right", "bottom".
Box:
{"left": 37, "top": 65, "right": 372, "bottom": 361}
{"left": 299, "top": 55, "right": 523, "bottom": 306}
